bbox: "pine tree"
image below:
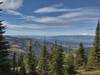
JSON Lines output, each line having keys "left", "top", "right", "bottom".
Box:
{"left": 12, "top": 52, "right": 17, "bottom": 74}
{"left": 64, "top": 52, "right": 76, "bottom": 75}
{"left": 94, "top": 20, "right": 100, "bottom": 67}
{"left": 87, "top": 20, "right": 100, "bottom": 68}
{"left": 65, "top": 53, "right": 74, "bottom": 65}
{"left": 87, "top": 47, "right": 96, "bottom": 69}
{"left": 38, "top": 43, "right": 49, "bottom": 75}
{"left": 49, "top": 42, "right": 58, "bottom": 75}
{"left": 49, "top": 42, "right": 64, "bottom": 75}
{"left": 75, "top": 42, "right": 86, "bottom": 68}
{"left": 0, "top": 14, "right": 11, "bottom": 75}
{"left": 27, "top": 39, "right": 37, "bottom": 75}
{"left": 18, "top": 53, "right": 26, "bottom": 75}
{"left": 66, "top": 64, "right": 76, "bottom": 75}
{"left": 18, "top": 53, "right": 24, "bottom": 68}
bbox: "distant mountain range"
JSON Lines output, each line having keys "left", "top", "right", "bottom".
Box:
{"left": 9, "top": 35, "right": 94, "bottom": 47}
{"left": 6, "top": 35, "right": 95, "bottom": 54}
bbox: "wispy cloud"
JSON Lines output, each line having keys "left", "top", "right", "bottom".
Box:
{"left": 33, "top": 17, "right": 67, "bottom": 25}
{"left": 0, "top": 0, "right": 33, "bottom": 21}
{"left": 59, "top": 8, "right": 100, "bottom": 18}
{"left": 3, "top": 21, "right": 71, "bottom": 32}
{"left": 0, "top": 0, "right": 25, "bottom": 18}
{"left": 34, "top": 7, "right": 83, "bottom": 13}
{"left": 5, "top": 10, "right": 22, "bottom": 16}
{"left": 3, "top": 21, "right": 48, "bottom": 30}
{"left": 33, "top": 6, "right": 100, "bottom": 25}
{"left": 0, "top": 0, "right": 23, "bottom": 10}
{"left": 8, "top": 24, "right": 48, "bottom": 30}
{"left": 34, "top": 7, "right": 67, "bottom": 13}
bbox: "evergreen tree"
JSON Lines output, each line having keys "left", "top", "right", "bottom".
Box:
{"left": 65, "top": 53, "right": 74, "bottom": 65}
{"left": 87, "top": 47, "right": 96, "bottom": 69}
{"left": 38, "top": 43, "right": 49, "bottom": 75}
{"left": 75, "top": 42, "right": 86, "bottom": 68}
{"left": 64, "top": 53, "right": 76, "bottom": 75}
{"left": 0, "top": 14, "right": 11, "bottom": 75}
{"left": 18, "top": 53, "right": 26, "bottom": 75}
{"left": 66, "top": 64, "right": 76, "bottom": 75}
{"left": 94, "top": 20, "right": 100, "bottom": 67}
{"left": 49, "top": 42, "right": 64, "bottom": 75}
{"left": 12, "top": 52, "right": 17, "bottom": 74}
{"left": 18, "top": 53, "right": 24, "bottom": 68}
{"left": 27, "top": 39, "right": 37, "bottom": 75}
{"left": 87, "top": 20, "right": 100, "bottom": 68}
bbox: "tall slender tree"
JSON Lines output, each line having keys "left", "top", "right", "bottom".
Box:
{"left": 87, "top": 20, "right": 100, "bottom": 68}
{"left": 38, "top": 42, "right": 49, "bottom": 75}
{"left": 18, "top": 53, "right": 26, "bottom": 75}
{"left": 75, "top": 42, "right": 86, "bottom": 68}
{"left": 12, "top": 52, "right": 17, "bottom": 74}
{"left": 27, "top": 39, "right": 37, "bottom": 75}
{"left": 64, "top": 52, "right": 76, "bottom": 75}
{"left": 49, "top": 42, "right": 64, "bottom": 75}
{"left": 87, "top": 46, "right": 96, "bottom": 68}
{"left": 94, "top": 20, "right": 100, "bottom": 67}
{"left": 0, "top": 4, "right": 11, "bottom": 74}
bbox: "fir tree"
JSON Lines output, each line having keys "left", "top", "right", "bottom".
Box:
{"left": 94, "top": 20, "right": 100, "bottom": 67}
{"left": 18, "top": 53, "right": 26, "bottom": 75}
{"left": 27, "top": 39, "right": 37, "bottom": 75}
{"left": 75, "top": 42, "right": 86, "bottom": 68}
{"left": 66, "top": 64, "right": 76, "bottom": 75}
{"left": 18, "top": 53, "right": 24, "bottom": 68}
{"left": 87, "top": 47, "right": 96, "bottom": 69}
{"left": 38, "top": 43, "right": 49, "bottom": 75}
{"left": 0, "top": 16, "right": 11, "bottom": 75}
{"left": 87, "top": 20, "right": 100, "bottom": 68}
{"left": 12, "top": 52, "right": 17, "bottom": 74}
{"left": 49, "top": 42, "right": 64, "bottom": 75}
{"left": 64, "top": 52, "right": 76, "bottom": 75}
{"left": 65, "top": 53, "right": 74, "bottom": 65}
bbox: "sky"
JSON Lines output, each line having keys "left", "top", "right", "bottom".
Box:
{"left": 0, "top": 0, "right": 100, "bottom": 36}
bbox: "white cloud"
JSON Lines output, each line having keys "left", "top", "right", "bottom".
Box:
{"left": 2, "top": 21, "right": 48, "bottom": 30}
{"left": 34, "top": 7, "right": 67, "bottom": 13}
{"left": 59, "top": 8, "right": 100, "bottom": 19}
{"left": 33, "top": 7, "right": 100, "bottom": 25}
{"left": 20, "top": 16, "right": 36, "bottom": 21}
{"left": 33, "top": 16, "right": 68, "bottom": 25}
{"left": 0, "top": 0, "right": 25, "bottom": 18}
{"left": 8, "top": 24, "right": 48, "bottom": 30}
{"left": 5, "top": 10, "right": 22, "bottom": 16}
{"left": 0, "top": 0, "right": 23, "bottom": 10}
{"left": 0, "top": 0, "right": 35, "bottom": 22}
{"left": 34, "top": 6, "right": 83, "bottom": 13}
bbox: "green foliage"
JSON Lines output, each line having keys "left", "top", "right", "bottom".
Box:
{"left": 27, "top": 39, "right": 37, "bottom": 73}
{"left": 66, "top": 64, "right": 76, "bottom": 75}
{"left": 12, "top": 52, "right": 17, "bottom": 71}
{"left": 87, "top": 21, "right": 100, "bottom": 68}
{"left": 64, "top": 53, "right": 76, "bottom": 75}
{"left": 64, "top": 53, "right": 74, "bottom": 65}
{"left": 11, "top": 52, "right": 18, "bottom": 75}
{"left": 18, "top": 53, "right": 24, "bottom": 67}
{"left": 94, "top": 21, "right": 100, "bottom": 67}
{"left": 18, "top": 53, "right": 26, "bottom": 75}
{"left": 0, "top": 20, "right": 11, "bottom": 75}
{"left": 49, "top": 43, "right": 64, "bottom": 75}
{"left": 38, "top": 45, "right": 49, "bottom": 75}
{"left": 75, "top": 42, "right": 86, "bottom": 68}
{"left": 87, "top": 48, "right": 97, "bottom": 69}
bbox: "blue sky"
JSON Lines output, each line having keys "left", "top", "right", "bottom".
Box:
{"left": 0, "top": 0, "right": 100, "bottom": 36}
